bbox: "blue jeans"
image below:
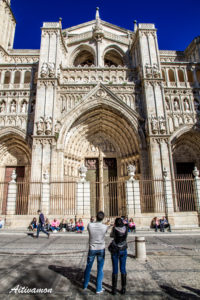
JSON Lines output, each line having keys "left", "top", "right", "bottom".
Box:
{"left": 111, "top": 249, "right": 127, "bottom": 274}
{"left": 83, "top": 249, "right": 105, "bottom": 292}
{"left": 37, "top": 223, "right": 48, "bottom": 237}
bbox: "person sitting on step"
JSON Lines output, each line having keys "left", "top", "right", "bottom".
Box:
{"left": 28, "top": 217, "right": 37, "bottom": 231}
{"left": 50, "top": 218, "right": 60, "bottom": 232}
{"left": 128, "top": 218, "right": 136, "bottom": 233}
{"left": 160, "top": 216, "right": 171, "bottom": 232}
{"left": 76, "top": 218, "right": 84, "bottom": 233}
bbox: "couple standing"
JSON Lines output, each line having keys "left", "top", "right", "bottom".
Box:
{"left": 83, "top": 211, "right": 128, "bottom": 295}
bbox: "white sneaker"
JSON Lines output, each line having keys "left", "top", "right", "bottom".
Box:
{"left": 96, "top": 288, "right": 105, "bottom": 294}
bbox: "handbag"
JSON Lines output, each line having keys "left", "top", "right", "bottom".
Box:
{"left": 108, "top": 240, "right": 127, "bottom": 253}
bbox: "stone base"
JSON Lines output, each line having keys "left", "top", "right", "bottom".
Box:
{"left": 0, "top": 212, "right": 199, "bottom": 229}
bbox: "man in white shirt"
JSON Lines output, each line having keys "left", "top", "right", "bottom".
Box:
{"left": 83, "top": 211, "right": 107, "bottom": 294}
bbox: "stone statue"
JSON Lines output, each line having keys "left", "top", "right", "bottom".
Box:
{"left": 48, "top": 62, "right": 55, "bottom": 77}
{"left": 127, "top": 164, "right": 136, "bottom": 181}
{"left": 0, "top": 101, "right": 6, "bottom": 113}
{"left": 41, "top": 63, "right": 48, "bottom": 77}
{"left": 36, "top": 117, "right": 44, "bottom": 135}
{"left": 79, "top": 165, "right": 87, "bottom": 182}
{"left": 45, "top": 117, "right": 52, "bottom": 135}
{"left": 145, "top": 63, "right": 152, "bottom": 77}
{"left": 10, "top": 101, "right": 16, "bottom": 113}
{"left": 159, "top": 117, "right": 166, "bottom": 133}
{"left": 174, "top": 100, "right": 179, "bottom": 111}
{"left": 184, "top": 100, "right": 190, "bottom": 111}
{"left": 151, "top": 117, "right": 158, "bottom": 134}
{"left": 21, "top": 102, "right": 27, "bottom": 113}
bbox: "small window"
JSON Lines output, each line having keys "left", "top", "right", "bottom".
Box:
{"left": 14, "top": 71, "right": 21, "bottom": 84}
{"left": 187, "top": 70, "right": 193, "bottom": 83}
{"left": 74, "top": 50, "right": 94, "bottom": 67}
{"left": 4, "top": 71, "right": 11, "bottom": 84}
{"left": 178, "top": 70, "right": 184, "bottom": 82}
{"left": 168, "top": 69, "right": 175, "bottom": 82}
{"left": 24, "top": 71, "right": 31, "bottom": 84}
{"left": 104, "top": 50, "right": 124, "bottom": 67}
{"left": 162, "top": 69, "right": 166, "bottom": 81}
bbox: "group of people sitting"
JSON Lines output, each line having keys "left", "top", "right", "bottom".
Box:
{"left": 28, "top": 217, "right": 84, "bottom": 233}
{"left": 151, "top": 216, "right": 171, "bottom": 232}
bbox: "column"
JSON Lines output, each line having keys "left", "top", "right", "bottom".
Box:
{"left": 193, "top": 167, "right": 200, "bottom": 213}
{"left": 41, "top": 171, "right": 50, "bottom": 215}
{"left": 125, "top": 165, "right": 141, "bottom": 216}
{"left": 76, "top": 165, "right": 90, "bottom": 217}
{"left": 98, "top": 149, "right": 104, "bottom": 211}
{"left": 6, "top": 170, "right": 17, "bottom": 215}
{"left": 163, "top": 168, "right": 174, "bottom": 215}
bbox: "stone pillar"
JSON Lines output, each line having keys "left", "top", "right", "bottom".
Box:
{"left": 76, "top": 165, "right": 90, "bottom": 217}
{"left": 41, "top": 171, "right": 50, "bottom": 215}
{"left": 193, "top": 167, "right": 200, "bottom": 213}
{"left": 163, "top": 168, "right": 174, "bottom": 215}
{"left": 125, "top": 165, "right": 141, "bottom": 216}
{"left": 6, "top": 170, "right": 17, "bottom": 215}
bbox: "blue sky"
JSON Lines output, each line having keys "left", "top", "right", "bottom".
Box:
{"left": 12, "top": 0, "right": 200, "bottom": 51}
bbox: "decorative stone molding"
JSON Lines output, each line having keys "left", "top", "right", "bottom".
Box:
{"left": 145, "top": 63, "right": 161, "bottom": 79}
{"left": 150, "top": 116, "right": 166, "bottom": 135}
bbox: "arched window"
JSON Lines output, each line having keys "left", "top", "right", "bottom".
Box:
{"left": 4, "top": 71, "right": 11, "bottom": 84}
{"left": 73, "top": 50, "right": 94, "bottom": 67}
{"left": 168, "top": 69, "right": 175, "bottom": 82}
{"left": 187, "top": 70, "right": 193, "bottom": 83}
{"left": 196, "top": 70, "right": 200, "bottom": 83}
{"left": 14, "top": 71, "right": 21, "bottom": 84}
{"left": 104, "top": 49, "right": 124, "bottom": 67}
{"left": 24, "top": 71, "right": 31, "bottom": 83}
{"left": 178, "top": 69, "right": 184, "bottom": 82}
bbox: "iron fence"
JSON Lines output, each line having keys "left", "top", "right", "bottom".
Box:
{"left": 139, "top": 177, "right": 165, "bottom": 213}
{"left": 172, "top": 175, "right": 196, "bottom": 212}
{"left": 50, "top": 181, "right": 76, "bottom": 215}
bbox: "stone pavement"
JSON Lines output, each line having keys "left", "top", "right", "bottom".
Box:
{"left": 0, "top": 233, "right": 199, "bottom": 299}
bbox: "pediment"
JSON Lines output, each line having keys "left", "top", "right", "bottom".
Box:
{"left": 78, "top": 82, "right": 142, "bottom": 120}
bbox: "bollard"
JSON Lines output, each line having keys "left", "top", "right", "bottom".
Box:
{"left": 135, "top": 236, "right": 147, "bottom": 260}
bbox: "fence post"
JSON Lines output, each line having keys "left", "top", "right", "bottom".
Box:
{"left": 76, "top": 165, "right": 90, "bottom": 216}
{"left": 125, "top": 165, "right": 141, "bottom": 216}
{"left": 6, "top": 170, "right": 17, "bottom": 215}
{"left": 193, "top": 167, "right": 200, "bottom": 217}
{"left": 41, "top": 171, "right": 50, "bottom": 215}
{"left": 163, "top": 168, "right": 174, "bottom": 215}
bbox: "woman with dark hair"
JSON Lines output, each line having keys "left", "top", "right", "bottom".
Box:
{"left": 109, "top": 217, "right": 128, "bottom": 295}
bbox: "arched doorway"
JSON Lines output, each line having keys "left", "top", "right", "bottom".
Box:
{"left": 0, "top": 133, "right": 31, "bottom": 215}
{"left": 171, "top": 130, "right": 200, "bottom": 211}
{"left": 63, "top": 106, "right": 141, "bottom": 216}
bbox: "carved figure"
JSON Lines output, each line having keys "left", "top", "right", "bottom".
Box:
{"left": 36, "top": 117, "right": 44, "bottom": 135}
{"left": 184, "top": 100, "right": 190, "bottom": 111}
{"left": 41, "top": 63, "right": 48, "bottom": 77}
{"left": 0, "top": 101, "right": 6, "bottom": 113}
{"left": 21, "top": 102, "right": 27, "bottom": 113}
{"left": 54, "top": 120, "right": 61, "bottom": 133}
{"left": 48, "top": 63, "right": 55, "bottom": 77}
{"left": 159, "top": 117, "right": 166, "bottom": 133}
{"left": 45, "top": 117, "right": 52, "bottom": 134}
{"left": 10, "top": 101, "right": 16, "bottom": 113}
{"left": 145, "top": 63, "right": 152, "bottom": 77}
{"left": 127, "top": 164, "right": 136, "bottom": 181}
{"left": 151, "top": 117, "right": 158, "bottom": 134}
{"left": 174, "top": 100, "right": 179, "bottom": 111}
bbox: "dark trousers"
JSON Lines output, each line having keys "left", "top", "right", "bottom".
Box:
{"left": 37, "top": 223, "right": 48, "bottom": 237}
{"left": 111, "top": 249, "right": 127, "bottom": 275}
{"left": 160, "top": 223, "right": 171, "bottom": 232}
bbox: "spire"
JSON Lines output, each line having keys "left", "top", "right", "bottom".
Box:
{"left": 96, "top": 7, "right": 100, "bottom": 20}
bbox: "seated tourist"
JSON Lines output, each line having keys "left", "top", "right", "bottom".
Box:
{"left": 68, "top": 219, "right": 75, "bottom": 232}
{"left": 151, "top": 217, "right": 160, "bottom": 232}
{"left": 128, "top": 218, "right": 136, "bottom": 232}
{"left": 0, "top": 218, "right": 4, "bottom": 229}
{"left": 28, "top": 217, "right": 37, "bottom": 231}
{"left": 59, "top": 218, "right": 67, "bottom": 231}
{"left": 76, "top": 218, "right": 84, "bottom": 233}
{"left": 50, "top": 218, "right": 60, "bottom": 232}
{"left": 44, "top": 218, "right": 50, "bottom": 231}
{"left": 160, "top": 216, "right": 171, "bottom": 232}
{"left": 122, "top": 216, "right": 129, "bottom": 226}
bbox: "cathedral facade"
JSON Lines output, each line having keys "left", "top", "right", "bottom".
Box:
{"left": 0, "top": 0, "right": 200, "bottom": 227}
